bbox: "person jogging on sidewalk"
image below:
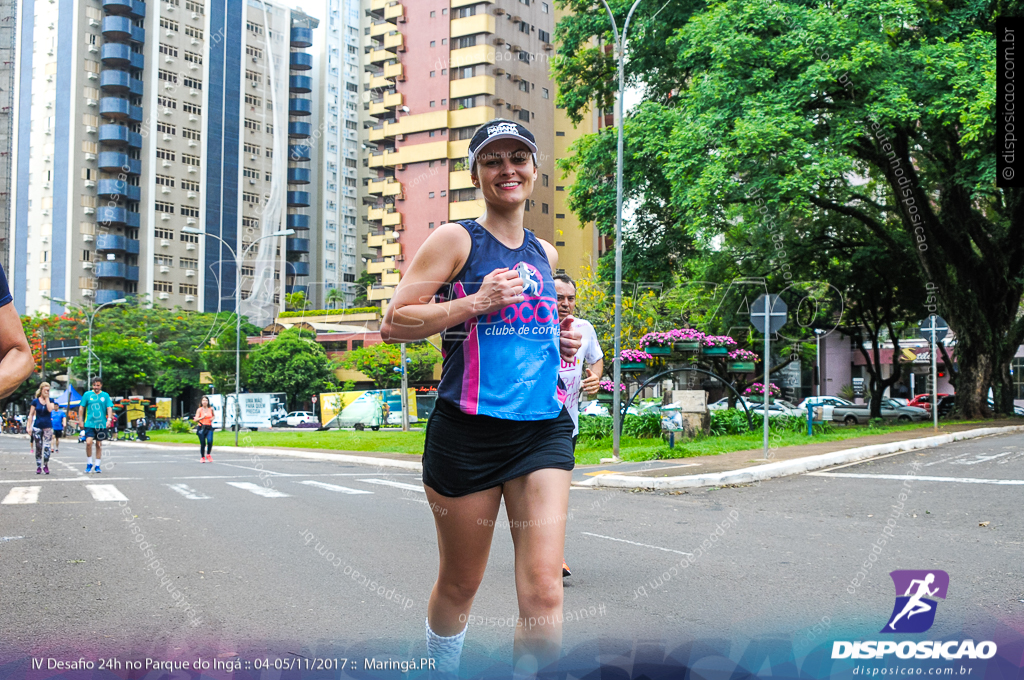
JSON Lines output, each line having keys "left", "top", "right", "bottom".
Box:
{"left": 79, "top": 378, "right": 114, "bottom": 474}
{"left": 195, "top": 396, "right": 214, "bottom": 462}
{"left": 51, "top": 405, "right": 66, "bottom": 456}
{"left": 27, "top": 382, "right": 55, "bottom": 475}
{"left": 553, "top": 274, "right": 603, "bottom": 577}
{"left": 380, "top": 119, "right": 582, "bottom": 679}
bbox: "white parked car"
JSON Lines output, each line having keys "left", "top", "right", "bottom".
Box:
{"left": 709, "top": 396, "right": 800, "bottom": 418}
{"left": 797, "top": 396, "right": 854, "bottom": 421}
{"left": 281, "top": 411, "right": 317, "bottom": 427}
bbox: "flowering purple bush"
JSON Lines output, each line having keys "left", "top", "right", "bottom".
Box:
{"left": 619, "top": 349, "right": 653, "bottom": 362}
{"left": 668, "top": 328, "right": 705, "bottom": 342}
{"left": 599, "top": 380, "right": 628, "bottom": 393}
{"left": 638, "top": 331, "right": 675, "bottom": 348}
{"left": 703, "top": 335, "right": 738, "bottom": 348}
{"left": 743, "top": 382, "right": 781, "bottom": 398}
{"left": 727, "top": 349, "right": 760, "bottom": 362}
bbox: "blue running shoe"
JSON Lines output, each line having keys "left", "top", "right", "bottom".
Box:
{"left": 94, "top": 465, "right": 101, "bottom": 474}
{"left": 85, "top": 464, "right": 93, "bottom": 473}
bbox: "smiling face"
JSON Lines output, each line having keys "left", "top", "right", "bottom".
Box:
{"left": 471, "top": 138, "right": 537, "bottom": 209}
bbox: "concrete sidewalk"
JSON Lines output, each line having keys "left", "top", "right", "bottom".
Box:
{"left": 573, "top": 421, "right": 1024, "bottom": 490}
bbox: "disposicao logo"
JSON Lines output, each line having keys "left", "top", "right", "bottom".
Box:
{"left": 831, "top": 570, "right": 997, "bottom": 661}
{"left": 882, "top": 570, "right": 948, "bottom": 633}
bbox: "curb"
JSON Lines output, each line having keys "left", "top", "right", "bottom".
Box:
{"left": 94, "top": 439, "right": 424, "bottom": 471}
{"left": 573, "top": 425, "right": 1024, "bottom": 490}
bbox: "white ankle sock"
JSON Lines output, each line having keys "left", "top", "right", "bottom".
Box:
{"left": 425, "top": 617, "right": 466, "bottom": 675}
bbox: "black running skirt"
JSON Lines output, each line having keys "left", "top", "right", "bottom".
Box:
{"left": 422, "top": 398, "right": 575, "bottom": 498}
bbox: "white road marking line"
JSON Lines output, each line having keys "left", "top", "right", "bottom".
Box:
{"left": 0, "top": 477, "right": 138, "bottom": 484}
{"left": 948, "top": 451, "right": 1015, "bottom": 465}
{"left": 2, "top": 486, "right": 41, "bottom": 504}
{"left": 215, "top": 462, "right": 291, "bottom": 476}
{"left": 580, "top": 532, "right": 694, "bottom": 556}
{"left": 226, "top": 481, "right": 291, "bottom": 498}
{"left": 86, "top": 484, "right": 129, "bottom": 502}
{"left": 1, "top": 536, "right": 25, "bottom": 541}
{"left": 165, "top": 483, "right": 212, "bottom": 500}
{"left": 806, "top": 472, "right": 1024, "bottom": 485}
{"left": 357, "top": 478, "right": 425, "bottom": 493}
{"left": 299, "top": 480, "right": 373, "bottom": 495}
{"left": 54, "top": 459, "right": 85, "bottom": 477}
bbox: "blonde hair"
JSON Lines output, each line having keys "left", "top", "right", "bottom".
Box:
{"left": 34, "top": 382, "right": 50, "bottom": 399}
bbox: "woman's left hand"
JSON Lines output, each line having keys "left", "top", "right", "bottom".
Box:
{"left": 559, "top": 316, "right": 581, "bottom": 363}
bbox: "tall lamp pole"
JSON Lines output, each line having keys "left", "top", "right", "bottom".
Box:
{"left": 599, "top": 0, "right": 669, "bottom": 460}
{"left": 183, "top": 226, "right": 295, "bottom": 446}
{"left": 87, "top": 298, "right": 128, "bottom": 386}
{"left": 814, "top": 329, "right": 824, "bottom": 397}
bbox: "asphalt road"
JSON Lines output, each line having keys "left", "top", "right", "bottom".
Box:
{"left": 0, "top": 432, "right": 1021, "bottom": 676}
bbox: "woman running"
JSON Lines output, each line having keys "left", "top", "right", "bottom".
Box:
{"left": 195, "top": 396, "right": 214, "bottom": 462}
{"left": 380, "top": 119, "right": 581, "bottom": 679}
{"left": 27, "top": 382, "right": 55, "bottom": 474}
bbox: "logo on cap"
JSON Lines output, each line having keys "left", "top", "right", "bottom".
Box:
{"left": 487, "top": 122, "right": 521, "bottom": 138}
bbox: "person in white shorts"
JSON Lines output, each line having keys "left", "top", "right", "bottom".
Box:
{"left": 554, "top": 274, "right": 604, "bottom": 577}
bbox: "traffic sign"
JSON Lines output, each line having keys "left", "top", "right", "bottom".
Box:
{"left": 918, "top": 315, "right": 948, "bottom": 343}
{"left": 750, "top": 294, "right": 788, "bottom": 334}
{"left": 45, "top": 340, "right": 82, "bottom": 358}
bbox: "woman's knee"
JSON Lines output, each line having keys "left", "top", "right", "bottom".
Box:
{"left": 518, "top": 574, "right": 563, "bottom": 613}
{"left": 436, "top": 573, "right": 485, "bottom": 604}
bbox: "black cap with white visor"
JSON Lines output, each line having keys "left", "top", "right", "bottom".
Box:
{"left": 467, "top": 119, "right": 538, "bottom": 173}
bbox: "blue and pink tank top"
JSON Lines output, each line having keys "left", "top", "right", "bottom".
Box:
{"left": 436, "top": 219, "right": 564, "bottom": 420}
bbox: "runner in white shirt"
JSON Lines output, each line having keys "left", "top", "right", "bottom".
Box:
{"left": 554, "top": 274, "right": 604, "bottom": 578}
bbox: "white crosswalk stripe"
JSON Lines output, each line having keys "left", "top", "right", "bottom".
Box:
{"left": 86, "top": 484, "right": 129, "bottom": 502}
{"left": 357, "top": 478, "right": 424, "bottom": 493}
{"left": 226, "top": 481, "right": 290, "bottom": 498}
{"left": 165, "top": 483, "right": 211, "bottom": 500}
{"left": 299, "top": 480, "right": 373, "bottom": 495}
{"left": 2, "top": 486, "right": 41, "bottom": 505}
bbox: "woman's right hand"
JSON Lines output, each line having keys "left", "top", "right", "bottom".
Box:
{"left": 471, "top": 268, "right": 525, "bottom": 316}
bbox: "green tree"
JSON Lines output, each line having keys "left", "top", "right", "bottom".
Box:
{"left": 68, "top": 332, "right": 161, "bottom": 398}
{"left": 244, "top": 328, "right": 336, "bottom": 409}
{"left": 342, "top": 342, "right": 441, "bottom": 389}
{"left": 555, "top": 0, "right": 1017, "bottom": 418}
{"left": 285, "top": 291, "right": 309, "bottom": 312}
{"left": 351, "top": 270, "right": 377, "bottom": 309}
{"left": 325, "top": 287, "right": 346, "bottom": 309}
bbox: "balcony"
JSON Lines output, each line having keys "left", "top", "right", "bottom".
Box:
{"left": 367, "top": 178, "right": 403, "bottom": 197}
{"left": 449, "top": 44, "right": 496, "bottom": 69}
{"left": 288, "top": 145, "right": 310, "bottom": 161}
{"left": 384, "top": 2, "right": 404, "bottom": 21}
{"left": 286, "top": 213, "right": 309, "bottom": 230}
{"left": 287, "top": 191, "right": 310, "bottom": 207}
{"left": 96, "top": 233, "right": 128, "bottom": 252}
{"left": 99, "top": 96, "right": 130, "bottom": 120}
{"left": 287, "top": 167, "right": 310, "bottom": 184}
{"left": 99, "top": 70, "right": 144, "bottom": 96}
{"left": 125, "top": 265, "right": 140, "bottom": 282}
{"left": 383, "top": 31, "right": 404, "bottom": 51}
{"left": 96, "top": 179, "right": 141, "bottom": 201}
{"left": 101, "top": 16, "right": 133, "bottom": 41}
{"left": 289, "top": 52, "right": 312, "bottom": 70}
{"left": 95, "top": 261, "right": 128, "bottom": 279}
{"left": 286, "top": 237, "right": 310, "bottom": 253}
{"left": 288, "top": 261, "right": 310, "bottom": 277}
{"left": 290, "top": 27, "right": 313, "bottom": 48}
{"left": 95, "top": 289, "right": 126, "bottom": 304}
{"left": 100, "top": 43, "right": 132, "bottom": 67}
{"left": 285, "top": 284, "right": 308, "bottom": 295}
{"left": 102, "top": 0, "right": 145, "bottom": 17}
{"left": 95, "top": 206, "right": 140, "bottom": 228}
{"left": 288, "top": 97, "right": 312, "bottom": 116}
{"left": 287, "top": 121, "right": 312, "bottom": 139}
{"left": 450, "top": 14, "right": 495, "bottom": 39}
{"left": 97, "top": 151, "right": 141, "bottom": 175}
{"left": 450, "top": 75, "right": 495, "bottom": 99}
{"left": 289, "top": 75, "right": 312, "bottom": 93}
{"left": 98, "top": 124, "right": 142, "bottom": 148}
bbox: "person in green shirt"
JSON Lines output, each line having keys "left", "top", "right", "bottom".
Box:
{"left": 78, "top": 377, "right": 114, "bottom": 474}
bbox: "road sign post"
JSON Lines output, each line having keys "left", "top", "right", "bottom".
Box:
{"left": 918, "top": 315, "right": 948, "bottom": 431}
{"left": 751, "top": 294, "right": 788, "bottom": 458}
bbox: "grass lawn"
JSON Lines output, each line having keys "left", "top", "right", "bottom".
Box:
{"left": 148, "top": 419, "right": 994, "bottom": 464}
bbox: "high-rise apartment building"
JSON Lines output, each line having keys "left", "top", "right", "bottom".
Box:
{"left": 315, "top": 0, "right": 362, "bottom": 308}
{"left": 361, "top": 0, "right": 563, "bottom": 311}
{"left": 9, "top": 0, "right": 353, "bottom": 323}
{"left": 0, "top": 0, "right": 15, "bottom": 272}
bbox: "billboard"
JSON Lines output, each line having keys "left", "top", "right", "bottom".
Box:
{"left": 320, "top": 389, "right": 417, "bottom": 428}
{"left": 211, "top": 393, "right": 288, "bottom": 429}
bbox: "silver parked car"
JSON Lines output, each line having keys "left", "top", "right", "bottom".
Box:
{"left": 831, "top": 399, "right": 929, "bottom": 425}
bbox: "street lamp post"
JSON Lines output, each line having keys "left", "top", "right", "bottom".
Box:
{"left": 87, "top": 298, "right": 128, "bottom": 386}
{"left": 814, "top": 329, "right": 825, "bottom": 397}
{"left": 183, "top": 226, "right": 294, "bottom": 446}
{"left": 599, "top": 0, "right": 669, "bottom": 461}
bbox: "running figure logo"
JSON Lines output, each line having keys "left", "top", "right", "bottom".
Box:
{"left": 514, "top": 262, "right": 543, "bottom": 297}
{"left": 882, "top": 570, "right": 949, "bottom": 633}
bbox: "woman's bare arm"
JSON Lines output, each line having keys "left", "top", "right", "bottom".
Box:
{"left": 0, "top": 303, "right": 35, "bottom": 399}
{"left": 381, "top": 224, "right": 528, "bottom": 343}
